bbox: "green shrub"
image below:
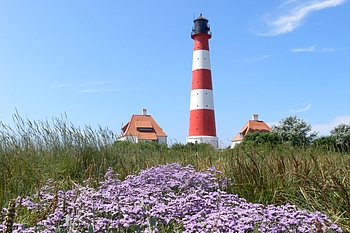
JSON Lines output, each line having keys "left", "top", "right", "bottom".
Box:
{"left": 170, "top": 142, "right": 215, "bottom": 152}
{"left": 313, "top": 136, "right": 337, "bottom": 151}
{"left": 238, "top": 131, "right": 282, "bottom": 148}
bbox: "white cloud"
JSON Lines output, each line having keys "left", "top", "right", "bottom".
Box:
{"left": 79, "top": 88, "right": 119, "bottom": 93}
{"left": 276, "top": 103, "right": 312, "bottom": 114}
{"left": 51, "top": 84, "right": 71, "bottom": 89}
{"left": 293, "top": 103, "right": 311, "bottom": 113}
{"left": 290, "top": 44, "right": 317, "bottom": 52}
{"left": 79, "top": 81, "right": 114, "bottom": 86}
{"left": 259, "top": 0, "right": 347, "bottom": 36}
{"left": 290, "top": 45, "right": 349, "bottom": 52}
{"left": 51, "top": 81, "right": 119, "bottom": 93}
{"left": 245, "top": 44, "right": 348, "bottom": 64}
{"left": 313, "top": 115, "right": 350, "bottom": 135}
{"left": 244, "top": 53, "right": 276, "bottom": 63}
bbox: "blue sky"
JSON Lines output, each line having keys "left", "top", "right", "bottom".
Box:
{"left": 0, "top": 0, "right": 349, "bottom": 147}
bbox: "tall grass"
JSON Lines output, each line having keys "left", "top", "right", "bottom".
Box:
{"left": 0, "top": 114, "right": 349, "bottom": 231}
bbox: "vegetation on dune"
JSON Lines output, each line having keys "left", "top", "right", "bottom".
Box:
{"left": 0, "top": 113, "right": 349, "bottom": 231}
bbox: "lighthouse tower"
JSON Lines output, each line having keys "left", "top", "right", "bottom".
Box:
{"left": 186, "top": 14, "right": 218, "bottom": 149}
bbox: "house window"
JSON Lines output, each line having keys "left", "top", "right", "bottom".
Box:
{"left": 137, "top": 127, "right": 154, "bottom": 132}
{"left": 240, "top": 133, "right": 244, "bottom": 139}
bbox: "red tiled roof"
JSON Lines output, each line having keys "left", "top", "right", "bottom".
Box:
{"left": 232, "top": 120, "right": 271, "bottom": 142}
{"left": 119, "top": 114, "right": 167, "bottom": 141}
{"left": 135, "top": 121, "right": 152, "bottom": 128}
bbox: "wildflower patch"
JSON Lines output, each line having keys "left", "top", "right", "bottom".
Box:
{"left": 0, "top": 163, "right": 342, "bottom": 232}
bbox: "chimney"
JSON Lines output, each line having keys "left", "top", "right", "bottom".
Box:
{"left": 142, "top": 109, "right": 147, "bottom": 115}
{"left": 252, "top": 114, "right": 259, "bottom": 121}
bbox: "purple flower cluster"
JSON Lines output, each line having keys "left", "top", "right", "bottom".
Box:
{"left": 0, "top": 163, "right": 342, "bottom": 232}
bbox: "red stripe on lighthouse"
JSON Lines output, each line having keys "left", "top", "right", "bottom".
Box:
{"left": 191, "top": 69, "right": 212, "bottom": 90}
{"left": 189, "top": 109, "right": 216, "bottom": 136}
{"left": 193, "top": 36, "right": 210, "bottom": 50}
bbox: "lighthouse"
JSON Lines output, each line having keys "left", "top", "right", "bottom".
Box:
{"left": 186, "top": 14, "right": 219, "bottom": 149}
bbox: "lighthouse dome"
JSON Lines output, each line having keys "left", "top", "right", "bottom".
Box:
{"left": 192, "top": 14, "right": 210, "bottom": 35}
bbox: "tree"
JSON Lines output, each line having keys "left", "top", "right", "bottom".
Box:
{"left": 330, "top": 123, "right": 350, "bottom": 153}
{"left": 271, "top": 116, "right": 318, "bottom": 147}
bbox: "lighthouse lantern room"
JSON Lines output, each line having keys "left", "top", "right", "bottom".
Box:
{"left": 186, "top": 14, "right": 219, "bottom": 149}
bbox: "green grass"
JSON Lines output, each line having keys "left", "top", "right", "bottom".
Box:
{"left": 0, "top": 114, "right": 349, "bottom": 231}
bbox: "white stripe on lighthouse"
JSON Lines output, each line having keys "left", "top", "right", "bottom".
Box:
{"left": 190, "top": 89, "right": 214, "bottom": 110}
{"left": 192, "top": 50, "right": 211, "bottom": 71}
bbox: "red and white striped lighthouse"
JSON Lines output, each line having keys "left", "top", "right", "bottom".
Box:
{"left": 186, "top": 14, "right": 218, "bottom": 149}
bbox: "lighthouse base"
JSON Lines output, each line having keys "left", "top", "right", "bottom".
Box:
{"left": 186, "top": 136, "right": 219, "bottom": 150}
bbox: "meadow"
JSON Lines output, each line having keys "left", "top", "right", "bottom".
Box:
{"left": 0, "top": 115, "right": 349, "bottom": 232}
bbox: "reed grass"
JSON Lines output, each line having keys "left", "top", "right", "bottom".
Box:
{"left": 0, "top": 113, "right": 349, "bottom": 231}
